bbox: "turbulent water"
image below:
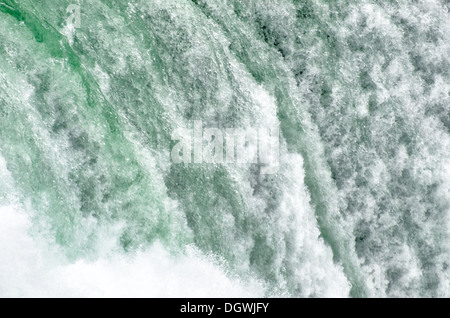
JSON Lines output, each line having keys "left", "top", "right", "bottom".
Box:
{"left": 1, "top": 0, "right": 450, "bottom": 298}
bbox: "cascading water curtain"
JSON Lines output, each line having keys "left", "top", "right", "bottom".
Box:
{"left": 0, "top": 0, "right": 449, "bottom": 298}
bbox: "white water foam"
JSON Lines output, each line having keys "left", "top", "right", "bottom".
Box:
{"left": 0, "top": 204, "right": 264, "bottom": 298}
